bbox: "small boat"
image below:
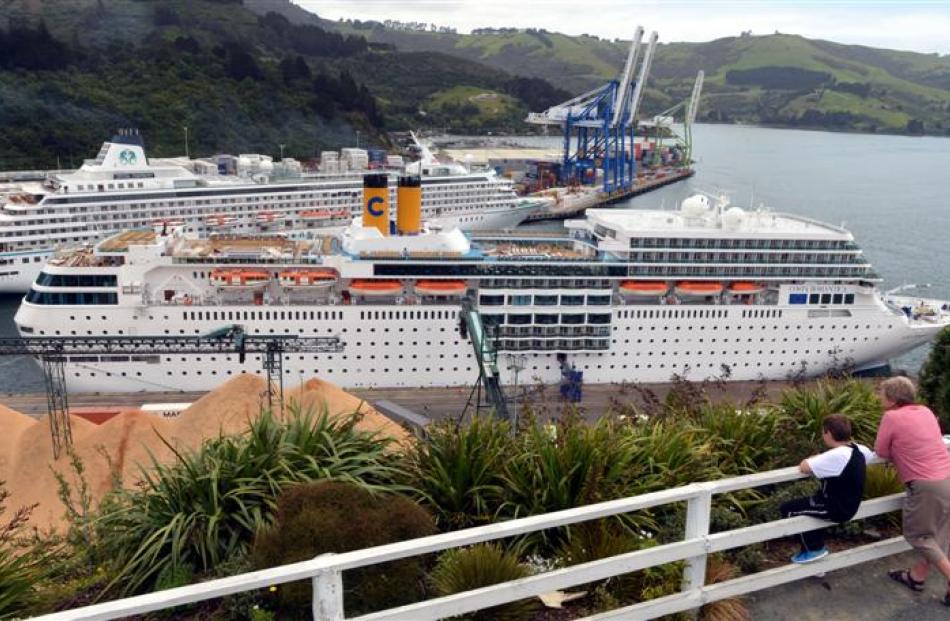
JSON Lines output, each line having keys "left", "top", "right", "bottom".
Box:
{"left": 330, "top": 209, "right": 350, "bottom": 219}
{"left": 211, "top": 269, "right": 271, "bottom": 287}
{"left": 205, "top": 214, "right": 237, "bottom": 228}
{"left": 415, "top": 280, "right": 466, "bottom": 296}
{"left": 152, "top": 218, "right": 184, "bottom": 227}
{"left": 278, "top": 269, "right": 337, "bottom": 288}
{"left": 256, "top": 211, "right": 277, "bottom": 223}
{"left": 349, "top": 279, "right": 402, "bottom": 296}
{"left": 728, "top": 282, "right": 763, "bottom": 295}
{"left": 675, "top": 281, "right": 723, "bottom": 297}
{"left": 300, "top": 210, "right": 332, "bottom": 221}
{"left": 619, "top": 280, "right": 668, "bottom": 296}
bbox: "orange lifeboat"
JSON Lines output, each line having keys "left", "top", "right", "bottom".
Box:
{"left": 300, "top": 210, "right": 332, "bottom": 221}
{"left": 619, "top": 280, "right": 668, "bottom": 296}
{"left": 256, "top": 211, "right": 277, "bottom": 223}
{"left": 211, "top": 269, "right": 271, "bottom": 287}
{"left": 674, "top": 281, "right": 723, "bottom": 297}
{"left": 279, "top": 269, "right": 338, "bottom": 288}
{"left": 349, "top": 279, "right": 402, "bottom": 296}
{"left": 205, "top": 214, "right": 237, "bottom": 228}
{"left": 415, "top": 280, "right": 466, "bottom": 296}
{"left": 331, "top": 208, "right": 350, "bottom": 219}
{"left": 152, "top": 218, "right": 184, "bottom": 227}
{"left": 728, "top": 282, "right": 763, "bottom": 295}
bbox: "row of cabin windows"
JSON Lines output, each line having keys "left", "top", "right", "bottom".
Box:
{"left": 482, "top": 313, "right": 612, "bottom": 326}
{"left": 480, "top": 294, "right": 612, "bottom": 306}
{"left": 36, "top": 272, "right": 117, "bottom": 287}
{"left": 184, "top": 310, "right": 343, "bottom": 322}
{"left": 629, "top": 237, "right": 853, "bottom": 250}
{"left": 25, "top": 290, "right": 117, "bottom": 305}
{"left": 617, "top": 308, "right": 730, "bottom": 319}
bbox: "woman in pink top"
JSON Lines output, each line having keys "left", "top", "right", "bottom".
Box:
{"left": 874, "top": 376, "right": 950, "bottom": 604}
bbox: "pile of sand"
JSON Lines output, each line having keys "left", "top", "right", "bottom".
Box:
{"left": 0, "top": 375, "right": 409, "bottom": 532}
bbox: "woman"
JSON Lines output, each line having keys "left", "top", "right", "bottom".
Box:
{"left": 874, "top": 376, "right": 950, "bottom": 603}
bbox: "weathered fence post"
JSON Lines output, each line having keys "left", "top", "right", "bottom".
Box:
{"left": 312, "top": 553, "right": 344, "bottom": 620}
{"left": 682, "top": 483, "right": 714, "bottom": 603}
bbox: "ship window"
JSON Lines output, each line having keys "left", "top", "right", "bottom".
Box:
{"left": 789, "top": 293, "right": 807, "bottom": 305}
{"left": 809, "top": 294, "right": 820, "bottom": 304}
{"left": 844, "top": 293, "right": 854, "bottom": 304}
{"left": 832, "top": 294, "right": 843, "bottom": 304}
{"left": 820, "top": 294, "right": 832, "bottom": 304}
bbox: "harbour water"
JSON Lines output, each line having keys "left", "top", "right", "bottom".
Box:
{"left": 1, "top": 123, "right": 948, "bottom": 393}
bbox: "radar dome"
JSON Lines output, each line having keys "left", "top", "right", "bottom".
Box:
{"left": 722, "top": 206, "right": 746, "bottom": 230}
{"left": 681, "top": 194, "right": 711, "bottom": 217}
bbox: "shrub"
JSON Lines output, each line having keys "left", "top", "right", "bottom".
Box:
{"left": 700, "top": 556, "right": 750, "bottom": 620}
{"left": 98, "top": 406, "right": 404, "bottom": 595}
{"left": 696, "top": 404, "right": 787, "bottom": 474}
{"left": 0, "top": 483, "right": 37, "bottom": 618}
{"left": 405, "top": 416, "right": 514, "bottom": 530}
{"left": 863, "top": 464, "right": 904, "bottom": 528}
{"left": 430, "top": 544, "right": 538, "bottom": 621}
{"left": 776, "top": 379, "right": 881, "bottom": 461}
{"left": 920, "top": 326, "right": 950, "bottom": 430}
{"left": 252, "top": 481, "right": 437, "bottom": 617}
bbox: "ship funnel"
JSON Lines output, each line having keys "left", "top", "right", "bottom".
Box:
{"left": 396, "top": 175, "right": 422, "bottom": 235}
{"left": 362, "top": 173, "right": 390, "bottom": 236}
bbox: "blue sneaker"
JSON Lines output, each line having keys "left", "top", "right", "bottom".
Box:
{"left": 792, "top": 548, "right": 829, "bottom": 564}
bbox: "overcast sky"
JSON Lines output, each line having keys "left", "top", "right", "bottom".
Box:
{"left": 291, "top": 1, "right": 950, "bottom": 54}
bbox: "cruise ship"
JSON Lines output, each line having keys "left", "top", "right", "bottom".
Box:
{"left": 14, "top": 187, "right": 950, "bottom": 393}
{"left": 0, "top": 132, "right": 541, "bottom": 293}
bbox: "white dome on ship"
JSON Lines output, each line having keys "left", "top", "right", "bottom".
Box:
{"left": 722, "top": 206, "right": 746, "bottom": 230}
{"left": 680, "top": 194, "right": 711, "bottom": 217}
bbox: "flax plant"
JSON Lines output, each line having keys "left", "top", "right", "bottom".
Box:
{"left": 97, "top": 405, "right": 404, "bottom": 596}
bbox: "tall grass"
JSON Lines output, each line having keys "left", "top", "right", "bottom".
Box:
{"left": 97, "top": 406, "right": 404, "bottom": 596}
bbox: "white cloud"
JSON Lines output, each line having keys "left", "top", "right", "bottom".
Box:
{"left": 292, "top": 0, "right": 950, "bottom": 54}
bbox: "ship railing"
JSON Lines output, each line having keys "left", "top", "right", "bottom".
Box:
{"left": 37, "top": 443, "right": 944, "bottom": 621}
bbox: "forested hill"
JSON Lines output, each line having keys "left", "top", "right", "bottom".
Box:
{"left": 323, "top": 17, "right": 950, "bottom": 136}
{"left": 0, "top": 0, "right": 569, "bottom": 168}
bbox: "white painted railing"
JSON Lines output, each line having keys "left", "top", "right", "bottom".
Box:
{"left": 33, "top": 453, "right": 919, "bottom": 621}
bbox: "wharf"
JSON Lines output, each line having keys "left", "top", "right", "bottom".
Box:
{"left": 4, "top": 378, "right": 791, "bottom": 422}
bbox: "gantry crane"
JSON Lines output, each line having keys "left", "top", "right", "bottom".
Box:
{"left": 638, "top": 70, "right": 705, "bottom": 168}
{"left": 0, "top": 326, "right": 343, "bottom": 457}
{"left": 525, "top": 26, "right": 658, "bottom": 194}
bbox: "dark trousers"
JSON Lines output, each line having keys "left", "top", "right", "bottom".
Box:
{"left": 780, "top": 496, "right": 834, "bottom": 552}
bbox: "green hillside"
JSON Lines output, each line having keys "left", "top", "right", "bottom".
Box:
{"left": 0, "top": 0, "right": 569, "bottom": 168}
{"left": 321, "top": 16, "right": 950, "bottom": 136}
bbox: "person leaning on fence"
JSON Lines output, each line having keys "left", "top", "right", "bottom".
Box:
{"left": 874, "top": 376, "right": 950, "bottom": 603}
{"left": 780, "top": 414, "right": 872, "bottom": 564}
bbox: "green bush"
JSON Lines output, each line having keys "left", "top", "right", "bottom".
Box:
{"left": 696, "top": 404, "right": 788, "bottom": 474}
{"left": 252, "top": 481, "right": 437, "bottom": 617}
{"left": 98, "top": 406, "right": 404, "bottom": 596}
{"left": 430, "top": 544, "right": 538, "bottom": 621}
{"left": 776, "top": 379, "right": 881, "bottom": 461}
{"left": 0, "top": 483, "right": 37, "bottom": 619}
{"left": 405, "top": 416, "right": 514, "bottom": 530}
{"left": 920, "top": 327, "right": 950, "bottom": 430}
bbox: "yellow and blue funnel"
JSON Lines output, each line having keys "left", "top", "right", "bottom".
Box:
{"left": 362, "top": 173, "right": 389, "bottom": 236}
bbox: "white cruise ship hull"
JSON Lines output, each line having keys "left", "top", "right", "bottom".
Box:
{"left": 13, "top": 298, "right": 943, "bottom": 393}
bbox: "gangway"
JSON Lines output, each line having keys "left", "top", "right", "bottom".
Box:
{"left": 458, "top": 299, "right": 510, "bottom": 421}
{"left": 525, "top": 26, "right": 658, "bottom": 193}
{"left": 0, "top": 326, "right": 343, "bottom": 457}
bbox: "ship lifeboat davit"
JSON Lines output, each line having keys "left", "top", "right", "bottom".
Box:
{"left": 349, "top": 279, "right": 402, "bottom": 296}
{"left": 728, "top": 281, "right": 763, "bottom": 295}
{"left": 279, "top": 269, "right": 337, "bottom": 288}
{"left": 415, "top": 280, "right": 466, "bottom": 296}
{"left": 619, "top": 280, "right": 668, "bottom": 297}
{"left": 211, "top": 269, "right": 271, "bottom": 288}
{"left": 300, "top": 210, "right": 332, "bottom": 221}
{"left": 675, "top": 281, "right": 724, "bottom": 297}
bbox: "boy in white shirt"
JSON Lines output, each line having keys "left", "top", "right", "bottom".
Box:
{"left": 780, "top": 414, "right": 874, "bottom": 563}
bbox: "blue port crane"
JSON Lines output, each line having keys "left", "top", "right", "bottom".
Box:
{"left": 525, "top": 27, "right": 658, "bottom": 194}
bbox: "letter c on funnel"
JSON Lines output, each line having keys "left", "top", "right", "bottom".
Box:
{"left": 367, "top": 196, "right": 385, "bottom": 217}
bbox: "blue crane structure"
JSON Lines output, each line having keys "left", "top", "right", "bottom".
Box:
{"left": 525, "top": 27, "right": 658, "bottom": 194}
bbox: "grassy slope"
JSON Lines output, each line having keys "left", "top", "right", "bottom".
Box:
{"left": 321, "top": 13, "right": 950, "bottom": 134}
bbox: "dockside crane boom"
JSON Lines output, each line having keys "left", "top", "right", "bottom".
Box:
{"left": 610, "top": 26, "right": 644, "bottom": 128}
{"left": 626, "top": 30, "right": 658, "bottom": 130}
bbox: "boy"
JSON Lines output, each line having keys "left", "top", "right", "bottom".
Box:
{"left": 780, "top": 414, "right": 873, "bottom": 563}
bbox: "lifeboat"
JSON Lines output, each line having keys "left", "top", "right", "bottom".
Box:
{"left": 278, "top": 269, "right": 337, "bottom": 288}
{"left": 728, "top": 282, "right": 763, "bottom": 295}
{"left": 619, "top": 280, "right": 668, "bottom": 297}
{"left": 210, "top": 269, "right": 271, "bottom": 287}
{"left": 349, "top": 279, "right": 402, "bottom": 296}
{"left": 674, "top": 281, "right": 723, "bottom": 297}
{"left": 330, "top": 208, "right": 350, "bottom": 219}
{"left": 205, "top": 214, "right": 237, "bottom": 228}
{"left": 415, "top": 280, "right": 466, "bottom": 296}
{"left": 300, "top": 210, "right": 332, "bottom": 221}
{"left": 152, "top": 218, "right": 184, "bottom": 227}
{"left": 256, "top": 211, "right": 277, "bottom": 223}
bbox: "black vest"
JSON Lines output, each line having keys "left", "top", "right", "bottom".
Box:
{"left": 819, "top": 443, "right": 867, "bottom": 522}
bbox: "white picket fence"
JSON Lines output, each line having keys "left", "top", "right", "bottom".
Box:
{"left": 33, "top": 451, "right": 922, "bottom": 621}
